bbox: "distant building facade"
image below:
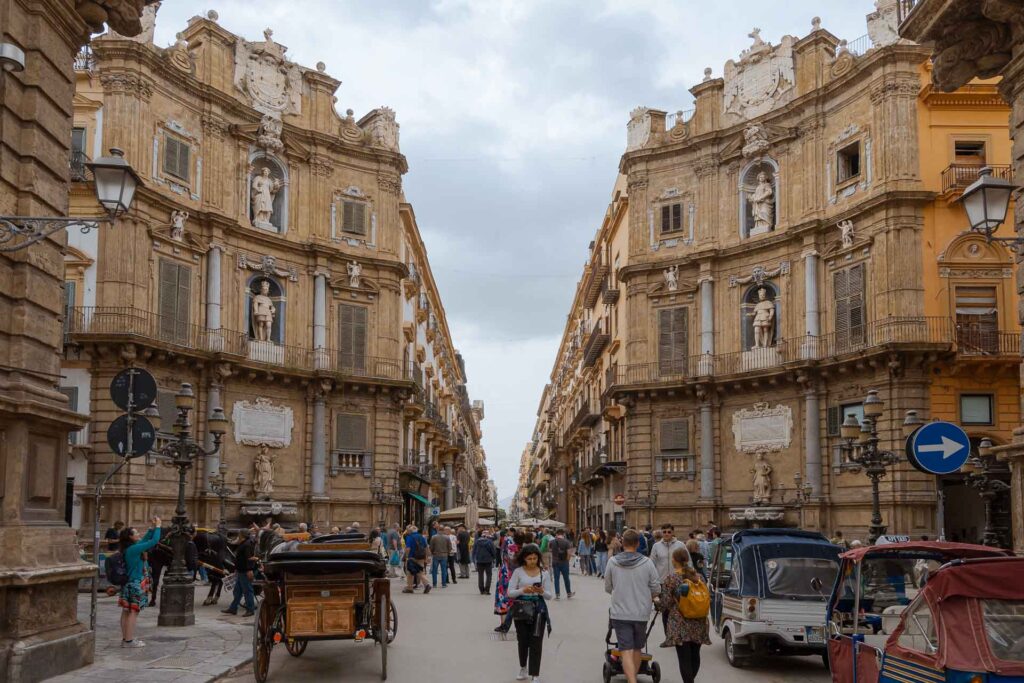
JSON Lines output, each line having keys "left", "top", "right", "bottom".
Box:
{"left": 527, "top": 8, "right": 1019, "bottom": 544}
{"left": 63, "top": 9, "right": 487, "bottom": 535}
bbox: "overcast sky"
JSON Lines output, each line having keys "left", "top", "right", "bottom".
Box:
{"left": 154, "top": 1, "right": 876, "bottom": 503}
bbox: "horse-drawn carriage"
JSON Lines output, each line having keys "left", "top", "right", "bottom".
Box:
{"left": 252, "top": 533, "right": 398, "bottom": 682}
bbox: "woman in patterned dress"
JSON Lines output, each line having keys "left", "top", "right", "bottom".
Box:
{"left": 117, "top": 516, "right": 162, "bottom": 648}
{"left": 658, "top": 547, "right": 712, "bottom": 683}
{"left": 493, "top": 531, "right": 520, "bottom": 632}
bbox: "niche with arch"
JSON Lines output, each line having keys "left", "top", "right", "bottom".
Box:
{"left": 248, "top": 152, "right": 289, "bottom": 234}
{"left": 739, "top": 158, "right": 778, "bottom": 239}
{"left": 741, "top": 282, "right": 780, "bottom": 350}
{"left": 246, "top": 275, "right": 286, "bottom": 345}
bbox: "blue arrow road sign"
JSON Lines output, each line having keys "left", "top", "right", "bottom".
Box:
{"left": 910, "top": 421, "right": 971, "bottom": 475}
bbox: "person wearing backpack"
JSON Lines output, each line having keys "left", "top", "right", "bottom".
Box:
{"left": 658, "top": 547, "right": 711, "bottom": 683}
{"left": 114, "top": 516, "right": 162, "bottom": 648}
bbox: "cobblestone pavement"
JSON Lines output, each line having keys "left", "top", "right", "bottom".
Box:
{"left": 218, "top": 567, "right": 830, "bottom": 683}
{"left": 45, "top": 589, "right": 254, "bottom": 683}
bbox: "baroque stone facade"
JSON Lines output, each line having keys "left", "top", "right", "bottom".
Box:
{"left": 525, "top": 10, "right": 1020, "bottom": 543}
{"left": 62, "top": 10, "right": 490, "bottom": 541}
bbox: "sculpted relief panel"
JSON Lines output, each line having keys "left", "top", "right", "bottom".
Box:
{"left": 234, "top": 29, "right": 303, "bottom": 118}
{"left": 232, "top": 397, "right": 294, "bottom": 448}
{"left": 723, "top": 29, "right": 795, "bottom": 123}
{"left": 732, "top": 402, "right": 792, "bottom": 453}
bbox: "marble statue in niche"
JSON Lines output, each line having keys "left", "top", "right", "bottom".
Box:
{"left": 751, "top": 172, "right": 775, "bottom": 233}
{"left": 751, "top": 451, "right": 773, "bottom": 504}
{"left": 169, "top": 209, "right": 187, "bottom": 240}
{"left": 251, "top": 167, "right": 283, "bottom": 229}
{"left": 253, "top": 443, "right": 275, "bottom": 498}
{"left": 748, "top": 287, "right": 776, "bottom": 348}
{"left": 838, "top": 219, "right": 855, "bottom": 249}
{"left": 347, "top": 260, "right": 362, "bottom": 288}
{"left": 664, "top": 265, "right": 679, "bottom": 292}
{"left": 251, "top": 279, "right": 276, "bottom": 342}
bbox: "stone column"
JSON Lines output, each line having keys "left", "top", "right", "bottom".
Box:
{"left": 204, "top": 381, "right": 223, "bottom": 489}
{"left": 311, "top": 390, "right": 327, "bottom": 498}
{"left": 700, "top": 399, "right": 715, "bottom": 499}
{"left": 805, "top": 387, "right": 822, "bottom": 497}
{"left": 802, "top": 249, "right": 819, "bottom": 358}
{"left": 206, "top": 246, "right": 221, "bottom": 329}
{"left": 699, "top": 276, "right": 714, "bottom": 375}
{"left": 313, "top": 273, "right": 327, "bottom": 369}
{"left": 445, "top": 460, "right": 454, "bottom": 510}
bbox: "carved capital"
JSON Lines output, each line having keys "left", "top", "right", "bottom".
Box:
{"left": 201, "top": 113, "right": 230, "bottom": 139}
{"left": 377, "top": 174, "right": 402, "bottom": 195}
{"left": 309, "top": 154, "right": 334, "bottom": 178}
{"left": 100, "top": 71, "right": 154, "bottom": 101}
{"left": 693, "top": 157, "right": 720, "bottom": 179}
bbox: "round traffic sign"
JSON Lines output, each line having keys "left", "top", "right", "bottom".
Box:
{"left": 613, "top": 493, "right": 626, "bottom": 506}
{"left": 109, "top": 368, "right": 158, "bottom": 412}
{"left": 909, "top": 421, "right": 971, "bottom": 475}
{"left": 106, "top": 414, "right": 156, "bottom": 457}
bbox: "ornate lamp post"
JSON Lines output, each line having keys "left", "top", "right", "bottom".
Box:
{"left": 959, "top": 167, "right": 1022, "bottom": 251}
{"left": 0, "top": 148, "right": 142, "bottom": 252}
{"left": 208, "top": 463, "right": 244, "bottom": 529}
{"left": 963, "top": 438, "right": 1012, "bottom": 547}
{"left": 157, "top": 382, "right": 228, "bottom": 626}
{"left": 838, "top": 390, "right": 915, "bottom": 545}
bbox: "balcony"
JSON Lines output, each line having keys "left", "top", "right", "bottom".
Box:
{"left": 896, "top": 0, "right": 919, "bottom": 26}
{"left": 583, "top": 320, "right": 611, "bottom": 368}
{"left": 74, "top": 46, "right": 95, "bottom": 72}
{"left": 601, "top": 278, "right": 620, "bottom": 305}
{"left": 564, "top": 400, "right": 601, "bottom": 443}
{"left": 606, "top": 316, "right": 1020, "bottom": 391}
{"left": 70, "top": 150, "right": 90, "bottom": 182}
{"left": 656, "top": 454, "right": 695, "bottom": 481}
{"left": 329, "top": 449, "right": 372, "bottom": 477}
{"left": 941, "top": 164, "right": 1012, "bottom": 195}
{"left": 66, "top": 306, "right": 412, "bottom": 383}
{"left": 582, "top": 264, "right": 608, "bottom": 309}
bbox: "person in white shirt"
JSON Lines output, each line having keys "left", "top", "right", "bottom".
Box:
{"left": 447, "top": 528, "right": 459, "bottom": 585}
{"left": 507, "top": 544, "right": 553, "bottom": 683}
{"left": 649, "top": 524, "right": 686, "bottom": 646}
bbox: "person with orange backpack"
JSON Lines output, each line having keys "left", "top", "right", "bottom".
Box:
{"left": 658, "top": 547, "right": 711, "bottom": 683}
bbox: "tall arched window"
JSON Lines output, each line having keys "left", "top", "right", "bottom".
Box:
{"left": 741, "top": 282, "right": 780, "bottom": 350}
{"left": 246, "top": 275, "right": 286, "bottom": 344}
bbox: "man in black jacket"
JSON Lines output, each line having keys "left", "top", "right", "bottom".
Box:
{"left": 222, "top": 530, "right": 256, "bottom": 617}
{"left": 456, "top": 525, "right": 471, "bottom": 579}
{"left": 471, "top": 529, "right": 499, "bottom": 595}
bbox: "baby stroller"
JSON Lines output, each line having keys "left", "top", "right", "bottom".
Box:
{"left": 602, "top": 613, "right": 662, "bottom": 683}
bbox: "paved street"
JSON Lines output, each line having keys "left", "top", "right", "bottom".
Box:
{"left": 220, "top": 567, "right": 829, "bottom": 683}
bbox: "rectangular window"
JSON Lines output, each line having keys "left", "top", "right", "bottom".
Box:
{"left": 156, "top": 389, "right": 177, "bottom": 436}
{"left": 956, "top": 285, "right": 998, "bottom": 353}
{"left": 658, "top": 307, "right": 688, "bottom": 377}
{"left": 162, "top": 136, "right": 191, "bottom": 182}
{"left": 961, "top": 394, "right": 994, "bottom": 425}
{"left": 834, "top": 264, "right": 865, "bottom": 348}
{"left": 338, "top": 303, "right": 367, "bottom": 372}
{"left": 837, "top": 141, "right": 861, "bottom": 184}
{"left": 341, "top": 200, "right": 368, "bottom": 236}
{"left": 58, "top": 387, "right": 79, "bottom": 445}
{"left": 954, "top": 140, "right": 986, "bottom": 165}
{"left": 335, "top": 413, "right": 368, "bottom": 451}
{"left": 71, "top": 127, "right": 87, "bottom": 155}
{"left": 827, "top": 402, "right": 864, "bottom": 436}
{"left": 158, "top": 259, "right": 191, "bottom": 345}
{"left": 660, "top": 202, "right": 683, "bottom": 234}
{"left": 63, "top": 280, "right": 77, "bottom": 336}
{"left": 982, "top": 600, "right": 1024, "bottom": 662}
{"left": 659, "top": 418, "right": 689, "bottom": 453}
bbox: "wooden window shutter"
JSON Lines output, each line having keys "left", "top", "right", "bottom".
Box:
{"left": 342, "top": 201, "right": 367, "bottom": 235}
{"left": 658, "top": 307, "right": 688, "bottom": 376}
{"left": 660, "top": 205, "right": 670, "bottom": 233}
{"left": 826, "top": 405, "right": 840, "bottom": 437}
{"left": 338, "top": 304, "right": 367, "bottom": 372}
{"left": 335, "top": 414, "right": 368, "bottom": 451}
{"left": 660, "top": 418, "right": 689, "bottom": 453}
{"left": 163, "top": 137, "right": 190, "bottom": 182}
{"left": 59, "top": 387, "right": 80, "bottom": 444}
{"left": 660, "top": 203, "right": 683, "bottom": 234}
{"left": 848, "top": 263, "right": 865, "bottom": 344}
{"left": 672, "top": 203, "right": 682, "bottom": 232}
{"left": 834, "top": 268, "right": 850, "bottom": 344}
{"left": 156, "top": 389, "right": 177, "bottom": 435}
{"left": 158, "top": 260, "right": 190, "bottom": 344}
{"left": 63, "top": 280, "right": 76, "bottom": 334}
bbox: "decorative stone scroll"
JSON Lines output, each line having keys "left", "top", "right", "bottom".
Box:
{"left": 732, "top": 402, "right": 792, "bottom": 453}
{"left": 729, "top": 261, "right": 790, "bottom": 287}
{"left": 232, "top": 397, "right": 294, "bottom": 448}
{"left": 237, "top": 252, "right": 299, "bottom": 282}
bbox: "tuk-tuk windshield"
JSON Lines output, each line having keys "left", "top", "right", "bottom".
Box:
{"left": 764, "top": 557, "right": 838, "bottom": 598}
{"left": 983, "top": 600, "right": 1024, "bottom": 662}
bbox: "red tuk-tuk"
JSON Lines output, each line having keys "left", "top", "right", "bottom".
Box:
{"left": 824, "top": 541, "right": 1022, "bottom": 683}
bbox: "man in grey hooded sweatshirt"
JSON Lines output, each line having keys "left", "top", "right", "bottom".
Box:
{"left": 605, "top": 529, "right": 661, "bottom": 683}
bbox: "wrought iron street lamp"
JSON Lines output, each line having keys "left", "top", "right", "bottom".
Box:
{"left": 838, "top": 390, "right": 907, "bottom": 545}
{"left": 959, "top": 166, "right": 1023, "bottom": 252}
{"left": 208, "top": 462, "right": 244, "bottom": 529}
{"left": 963, "top": 437, "right": 1011, "bottom": 547}
{"left": 156, "top": 382, "right": 227, "bottom": 626}
{"left": 0, "top": 148, "right": 142, "bottom": 252}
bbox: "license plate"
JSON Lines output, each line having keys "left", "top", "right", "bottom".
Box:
{"left": 805, "top": 626, "right": 825, "bottom": 643}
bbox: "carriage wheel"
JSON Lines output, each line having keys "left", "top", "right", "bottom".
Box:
{"left": 252, "top": 601, "right": 274, "bottom": 683}
{"left": 379, "top": 592, "right": 388, "bottom": 680}
{"left": 285, "top": 639, "right": 307, "bottom": 657}
{"left": 382, "top": 599, "right": 398, "bottom": 644}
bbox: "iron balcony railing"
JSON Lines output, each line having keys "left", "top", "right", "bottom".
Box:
{"left": 607, "top": 316, "right": 1020, "bottom": 388}
{"left": 66, "top": 306, "right": 412, "bottom": 382}
{"left": 74, "top": 46, "right": 95, "bottom": 72}
{"left": 941, "top": 164, "right": 1012, "bottom": 195}
{"left": 70, "top": 150, "right": 90, "bottom": 182}
{"left": 896, "top": 0, "right": 919, "bottom": 26}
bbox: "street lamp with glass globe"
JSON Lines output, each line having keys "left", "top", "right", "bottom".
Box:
{"left": 156, "top": 382, "right": 228, "bottom": 627}
{"left": 962, "top": 437, "right": 1011, "bottom": 547}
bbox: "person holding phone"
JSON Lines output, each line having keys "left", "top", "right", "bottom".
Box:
{"left": 116, "top": 516, "right": 162, "bottom": 647}
{"left": 507, "top": 544, "right": 553, "bottom": 683}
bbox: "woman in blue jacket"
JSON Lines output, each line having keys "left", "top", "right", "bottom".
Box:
{"left": 117, "top": 516, "right": 161, "bottom": 647}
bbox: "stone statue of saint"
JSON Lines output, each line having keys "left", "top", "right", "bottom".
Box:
{"left": 664, "top": 265, "right": 679, "bottom": 292}
{"left": 347, "top": 260, "right": 362, "bottom": 288}
{"left": 253, "top": 444, "right": 274, "bottom": 499}
{"left": 170, "top": 209, "right": 188, "bottom": 240}
{"left": 751, "top": 451, "right": 772, "bottom": 504}
{"left": 251, "top": 167, "right": 283, "bottom": 228}
{"left": 839, "top": 219, "right": 855, "bottom": 249}
{"left": 747, "top": 287, "right": 775, "bottom": 348}
{"left": 251, "top": 279, "right": 276, "bottom": 342}
{"left": 750, "top": 171, "right": 775, "bottom": 233}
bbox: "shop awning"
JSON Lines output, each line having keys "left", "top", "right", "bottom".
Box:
{"left": 404, "top": 490, "right": 431, "bottom": 506}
